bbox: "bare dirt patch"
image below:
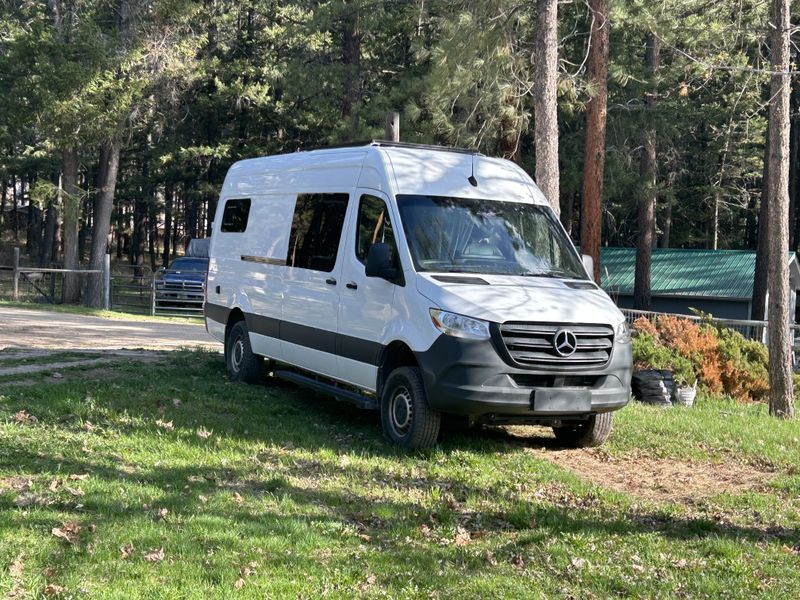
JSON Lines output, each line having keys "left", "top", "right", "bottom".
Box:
{"left": 530, "top": 447, "right": 774, "bottom": 504}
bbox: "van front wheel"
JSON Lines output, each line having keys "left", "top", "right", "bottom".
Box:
{"left": 381, "top": 367, "right": 440, "bottom": 449}
{"left": 225, "top": 320, "right": 263, "bottom": 384}
{"left": 552, "top": 412, "right": 613, "bottom": 448}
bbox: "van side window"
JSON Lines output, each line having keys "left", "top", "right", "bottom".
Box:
{"left": 220, "top": 198, "right": 251, "bottom": 233}
{"left": 286, "top": 193, "right": 349, "bottom": 272}
{"left": 356, "top": 195, "right": 397, "bottom": 264}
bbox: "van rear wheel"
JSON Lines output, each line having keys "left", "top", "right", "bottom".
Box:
{"left": 225, "top": 320, "right": 263, "bottom": 384}
{"left": 381, "top": 367, "right": 440, "bottom": 449}
{"left": 552, "top": 412, "right": 613, "bottom": 448}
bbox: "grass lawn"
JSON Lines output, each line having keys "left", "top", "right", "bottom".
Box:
{"left": 1, "top": 350, "right": 798, "bottom": 599}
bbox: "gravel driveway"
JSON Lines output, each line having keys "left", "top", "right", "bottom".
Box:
{"left": 0, "top": 306, "right": 219, "bottom": 351}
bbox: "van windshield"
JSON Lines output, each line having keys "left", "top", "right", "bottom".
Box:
{"left": 396, "top": 195, "right": 586, "bottom": 279}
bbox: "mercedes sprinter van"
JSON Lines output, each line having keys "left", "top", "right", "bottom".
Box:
{"left": 204, "top": 141, "right": 632, "bottom": 449}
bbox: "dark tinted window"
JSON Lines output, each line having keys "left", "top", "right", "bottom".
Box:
{"left": 169, "top": 258, "right": 208, "bottom": 272}
{"left": 356, "top": 195, "right": 397, "bottom": 264}
{"left": 286, "top": 193, "right": 349, "bottom": 272}
{"left": 220, "top": 198, "right": 251, "bottom": 232}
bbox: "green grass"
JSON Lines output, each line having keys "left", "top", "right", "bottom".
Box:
{"left": 1, "top": 351, "right": 798, "bottom": 599}
{"left": 0, "top": 300, "right": 202, "bottom": 323}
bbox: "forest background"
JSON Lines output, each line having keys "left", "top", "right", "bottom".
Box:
{"left": 0, "top": 0, "right": 798, "bottom": 312}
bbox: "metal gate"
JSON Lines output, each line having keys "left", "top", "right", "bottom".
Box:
{"left": 110, "top": 264, "right": 154, "bottom": 314}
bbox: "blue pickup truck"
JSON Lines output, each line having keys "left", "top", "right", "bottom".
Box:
{"left": 154, "top": 256, "right": 208, "bottom": 308}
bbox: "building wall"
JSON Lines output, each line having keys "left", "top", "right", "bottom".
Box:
{"left": 613, "top": 295, "right": 750, "bottom": 320}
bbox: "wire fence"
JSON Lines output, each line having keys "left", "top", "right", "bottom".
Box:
{"left": 621, "top": 308, "right": 800, "bottom": 350}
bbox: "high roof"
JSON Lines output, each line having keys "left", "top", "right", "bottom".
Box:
{"left": 600, "top": 247, "right": 800, "bottom": 300}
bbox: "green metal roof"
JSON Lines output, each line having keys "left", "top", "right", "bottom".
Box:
{"left": 599, "top": 247, "right": 799, "bottom": 300}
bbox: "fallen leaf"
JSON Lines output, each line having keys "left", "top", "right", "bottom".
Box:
{"left": 82, "top": 421, "right": 95, "bottom": 432}
{"left": 65, "top": 487, "right": 84, "bottom": 497}
{"left": 43, "top": 584, "right": 64, "bottom": 597}
{"left": 14, "top": 410, "right": 37, "bottom": 424}
{"left": 232, "top": 492, "right": 243, "bottom": 504}
{"left": 51, "top": 523, "right": 80, "bottom": 544}
{"left": 51, "top": 372, "right": 64, "bottom": 379}
{"left": 68, "top": 474, "right": 89, "bottom": 481}
{"left": 454, "top": 527, "right": 471, "bottom": 546}
{"left": 234, "top": 578, "right": 245, "bottom": 589}
{"left": 120, "top": 543, "right": 135, "bottom": 559}
{"left": 171, "top": 398, "right": 182, "bottom": 407}
{"left": 155, "top": 419, "right": 174, "bottom": 432}
{"left": 571, "top": 557, "right": 587, "bottom": 570}
{"left": 154, "top": 507, "right": 169, "bottom": 521}
{"left": 9, "top": 555, "right": 24, "bottom": 578}
{"left": 196, "top": 427, "right": 212, "bottom": 440}
{"left": 144, "top": 548, "right": 165, "bottom": 563}
{"left": 198, "top": 494, "right": 208, "bottom": 503}
{"left": 14, "top": 493, "right": 45, "bottom": 507}
{"left": 48, "top": 480, "right": 61, "bottom": 492}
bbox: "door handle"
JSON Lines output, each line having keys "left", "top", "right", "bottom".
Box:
{"left": 346, "top": 282, "right": 358, "bottom": 290}
{"left": 325, "top": 278, "right": 337, "bottom": 286}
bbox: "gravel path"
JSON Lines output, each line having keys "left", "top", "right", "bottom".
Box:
{"left": 0, "top": 306, "right": 219, "bottom": 351}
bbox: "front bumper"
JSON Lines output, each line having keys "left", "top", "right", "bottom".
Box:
{"left": 415, "top": 332, "right": 632, "bottom": 424}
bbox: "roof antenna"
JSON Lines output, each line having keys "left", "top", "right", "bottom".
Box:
{"left": 468, "top": 153, "right": 478, "bottom": 187}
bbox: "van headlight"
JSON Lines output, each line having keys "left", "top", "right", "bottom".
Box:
{"left": 615, "top": 321, "right": 631, "bottom": 344}
{"left": 430, "top": 309, "right": 491, "bottom": 341}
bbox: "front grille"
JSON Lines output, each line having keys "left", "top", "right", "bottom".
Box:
{"left": 159, "top": 281, "right": 204, "bottom": 292}
{"left": 499, "top": 322, "right": 614, "bottom": 368}
{"left": 510, "top": 374, "right": 601, "bottom": 388}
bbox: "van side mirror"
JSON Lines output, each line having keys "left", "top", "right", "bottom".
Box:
{"left": 365, "top": 243, "right": 399, "bottom": 281}
{"left": 581, "top": 254, "right": 595, "bottom": 280}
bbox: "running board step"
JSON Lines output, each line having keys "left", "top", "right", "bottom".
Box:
{"left": 274, "top": 370, "right": 379, "bottom": 410}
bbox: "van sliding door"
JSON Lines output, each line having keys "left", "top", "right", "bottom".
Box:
{"left": 281, "top": 192, "right": 350, "bottom": 379}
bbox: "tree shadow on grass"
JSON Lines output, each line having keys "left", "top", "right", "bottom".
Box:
{"left": 2, "top": 350, "right": 798, "bottom": 595}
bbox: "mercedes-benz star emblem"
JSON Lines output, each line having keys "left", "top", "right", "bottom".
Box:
{"left": 553, "top": 329, "right": 578, "bottom": 357}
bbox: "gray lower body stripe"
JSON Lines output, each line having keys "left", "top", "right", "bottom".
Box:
{"left": 205, "top": 302, "right": 383, "bottom": 366}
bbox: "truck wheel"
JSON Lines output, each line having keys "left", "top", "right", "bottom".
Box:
{"left": 381, "top": 367, "right": 440, "bottom": 450}
{"left": 552, "top": 412, "right": 613, "bottom": 448}
{"left": 225, "top": 320, "right": 263, "bottom": 384}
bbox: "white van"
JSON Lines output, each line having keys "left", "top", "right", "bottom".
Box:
{"left": 205, "top": 142, "right": 632, "bottom": 449}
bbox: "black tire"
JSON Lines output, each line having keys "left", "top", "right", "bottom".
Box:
{"left": 225, "top": 320, "right": 263, "bottom": 384}
{"left": 552, "top": 412, "right": 613, "bottom": 448}
{"left": 381, "top": 366, "right": 440, "bottom": 449}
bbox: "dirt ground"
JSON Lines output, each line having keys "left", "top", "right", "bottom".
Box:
{"left": 0, "top": 306, "right": 219, "bottom": 351}
{"left": 530, "top": 446, "right": 774, "bottom": 504}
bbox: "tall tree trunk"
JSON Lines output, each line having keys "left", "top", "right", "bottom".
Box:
{"left": 40, "top": 171, "right": 60, "bottom": 267}
{"left": 789, "top": 68, "right": 799, "bottom": 251}
{"left": 162, "top": 182, "right": 173, "bottom": 267}
{"left": 0, "top": 178, "right": 6, "bottom": 235}
{"left": 86, "top": 137, "right": 121, "bottom": 307}
{"left": 634, "top": 33, "right": 659, "bottom": 309}
{"left": 148, "top": 202, "right": 158, "bottom": 271}
{"left": 765, "top": 0, "right": 794, "bottom": 418}
{"left": 660, "top": 198, "right": 672, "bottom": 248}
{"left": 710, "top": 190, "right": 720, "bottom": 250}
{"left": 752, "top": 133, "right": 770, "bottom": 319}
{"left": 131, "top": 198, "right": 147, "bottom": 277}
{"left": 61, "top": 147, "right": 81, "bottom": 303}
{"left": 579, "top": 0, "right": 609, "bottom": 282}
{"left": 533, "top": 0, "right": 560, "bottom": 215}
{"left": 12, "top": 173, "right": 19, "bottom": 241}
{"left": 340, "top": 1, "right": 361, "bottom": 131}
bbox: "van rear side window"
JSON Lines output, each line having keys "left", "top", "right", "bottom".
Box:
{"left": 220, "top": 198, "right": 251, "bottom": 232}
{"left": 286, "top": 193, "right": 349, "bottom": 272}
